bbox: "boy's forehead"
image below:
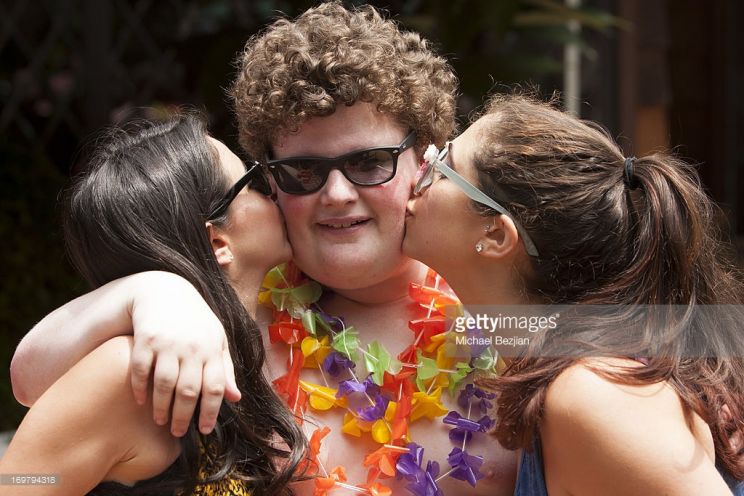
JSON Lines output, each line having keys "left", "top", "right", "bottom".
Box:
{"left": 271, "top": 103, "right": 407, "bottom": 158}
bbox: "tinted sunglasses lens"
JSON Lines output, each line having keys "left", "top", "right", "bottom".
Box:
{"left": 271, "top": 160, "right": 326, "bottom": 194}
{"left": 270, "top": 150, "right": 397, "bottom": 194}
{"left": 344, "top": 150, "right": 396, "bottom": 185}
{"left": 249, "top": 171, "right": 273, "bottom": 196}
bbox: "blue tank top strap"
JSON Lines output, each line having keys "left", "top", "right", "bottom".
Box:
{"left": 514, "top": 432, "right": 548, "bottom": 496}
{"left": 719, "top": 463, "right": 744, "bottom": 496}
{"left": 731, "top": 479, "right": 744, "bottom": 496}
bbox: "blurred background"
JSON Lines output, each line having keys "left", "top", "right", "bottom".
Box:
{"left": 1, "top": 0, "right": 742, "bottom": 431}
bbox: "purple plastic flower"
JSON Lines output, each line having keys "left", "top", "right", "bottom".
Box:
{"left": 456, "top": 384, "right": 477, "bottom": 409}
{"left": 357, "top": 393, "right": 390, "bottom": 421}
{"left": 355, "top": 375, "right": 381, "bottom": 400}
{"left": 465, "top": 325, "right": 490, "bottom": 357}
{"left": 477, "top": 414, "right": 494, "bottom": 432}
{"left": 446, "top": 448, "right": 485, "bottom": 487}
{"left": 335, "top": 376, "right": 379, "bottom": 399}
{"left": 443, "top": 411, "right": 483, "bottom": 431}
{"left": 445, "top": 412, "right": 495, "bottom": 443}
{"left": 457, "top": 384, "right": 496, "bottom": 414}
{"left": 396, "top": 443, "right": 424, "bottom": 480}
{"left": 408, "top": 460, "right": 442, "bottom": 496}
{"left": 336, "top": 379, "right": 368, "bottom": 398}
{"left": 312, "top": 305, "right": 346, "bottom": 333}
{"left": 444, "top": 411, "right": 482, "bottom": 443}
{"left": 322, "top": 350, "right": 356, "bottom": 377}
{"left": 396, "top": 444, "right": 443, "bottom": 496}
{"left": 449, "top": 429, "right": 471, "bottom": 444}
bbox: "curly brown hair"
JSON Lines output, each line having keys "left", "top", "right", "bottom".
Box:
{"left": 230, "top": 1, "right": 458, "bottom": 159}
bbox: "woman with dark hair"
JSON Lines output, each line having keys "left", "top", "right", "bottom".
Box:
{"left": 0, "top": 114, "right": 306, "bottom": 495}
{"left": 404, "top": 93, "right": 744, "bottom": 495}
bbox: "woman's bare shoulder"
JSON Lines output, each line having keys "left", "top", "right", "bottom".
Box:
{"left": 539, "top": 358, "right": 724, "bottom": 496}
{"left": 0, "top": 336, "right": 180, "bottom": 492}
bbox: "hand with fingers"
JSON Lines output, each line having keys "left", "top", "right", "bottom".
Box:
{"left": 129, "top": 275, "right": 241, "bottom": 437}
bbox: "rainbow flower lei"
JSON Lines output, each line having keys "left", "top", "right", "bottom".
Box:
{"left": 260, "top": 263, "right": 505, "bottom": 495}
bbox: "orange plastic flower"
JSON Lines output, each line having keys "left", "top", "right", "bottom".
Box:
{"left": 272, "top": 348, "right": 307, "bottom": 415}
{"left": 408, "top": 316, "right": 447, "bottom": 352}
{"left": 268, "top": 312, "right": 308, "bottom": 345}
{"left": 380, "top": 371, "right": 414, "bottom": 442}
{"left": 408, "top": 282, "right": 459, "bottom": 310}
{"left": 296, "top": 425, "right": 331, "bottom": 476}
{"left": 397, "top": 344, "right": 418, "bottom": 365}
{"left": 363, "top": 445, "right": 406, "bottom": 479}
{"left": 309, "top": 426, "right": 330, "bottom": 458}
{"left": 358, "top": 482, "right": 393, "bottom": 496}
{"left": 313, "top": 466, "right": 347, "bottom": 496}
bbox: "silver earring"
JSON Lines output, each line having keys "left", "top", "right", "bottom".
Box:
{"left": 475, "top": 243, "right": 484, "bottom": 253}
{"left": 484, "top": 225, "right": 492, "bottom": 232}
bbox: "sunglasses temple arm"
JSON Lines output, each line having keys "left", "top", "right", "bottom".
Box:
{"left": 435, "top": 160, "right": 540, "bottom": 257}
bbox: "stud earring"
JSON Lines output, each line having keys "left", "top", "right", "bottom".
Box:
{"left": 475, "top": 243, "right": 484, "bottom": 253}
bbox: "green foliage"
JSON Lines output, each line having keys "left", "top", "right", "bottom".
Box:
{"left": 391, "top": 0, "right": 621, "bottom": 116}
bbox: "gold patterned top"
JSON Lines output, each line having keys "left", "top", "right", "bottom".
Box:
{"left": 190, "top": 476, "right": 251, "bottom": 496}
{"left": 187, "top": 444, "right": 252, "bottom": 496}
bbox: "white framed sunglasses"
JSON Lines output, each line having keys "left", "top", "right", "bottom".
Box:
{"left": 414, "top": 142, "right": 540, "bottom": 258}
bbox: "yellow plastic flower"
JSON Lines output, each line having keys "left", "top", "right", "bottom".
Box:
{"left": 258, "top": 264, "right": 288, "bottom": 306}
{"left": 342, "top": 412, "right": 364, "bottom": 437}
{"left": 410, "top": 387, "right": 448, "bottom": 421}
{"left": 299, "top": 381, "right": 348, "bottom": 411}
{"left": 301, "top": 335, "right": 333, "bottom": 368}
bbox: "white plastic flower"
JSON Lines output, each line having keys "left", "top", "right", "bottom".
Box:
{"left": 423, "top": 144, "right": 439, "bottom": 164}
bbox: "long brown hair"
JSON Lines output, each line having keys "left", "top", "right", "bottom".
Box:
{"left": 474, "top": 93, "right": 744, "bottom": 478}
{"left": 65, "top": 115, "right": 306, "bottom": 495}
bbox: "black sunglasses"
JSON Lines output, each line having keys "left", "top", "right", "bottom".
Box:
{"left": 265, "top": 130, "right": 417, "bottom": 195}
{"left": 208, "top": 162, "right": 273, "bottom": 220}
